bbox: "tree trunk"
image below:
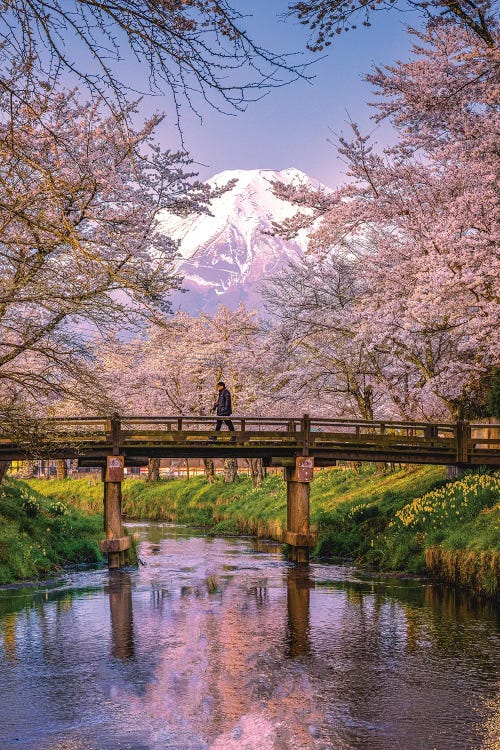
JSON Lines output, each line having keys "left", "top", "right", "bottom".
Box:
{"left": 246, "top": 457, "right": 264, "bottom": 487}
{"left": 55, "top": 459, "right": 68, "bottom": 480}
{"left": 0, "top": 460, "right": 11, "bottom": 482}
{"left": 147, "top": 458, "right": 160, "bottom": 483}
{"left": 223, "top": 458, "right": 238, "bottom": 483}
{"left": 446, "top": 465, "right": 462, "bottom": 480}
{"left": 203, "top": 458, "right": 216, "bottom": 483}
{"left": 19, "top": 460, "right": 38, "bottom": 478}
{"left": 185, "top": 459, "right": 190, "bottom": 480}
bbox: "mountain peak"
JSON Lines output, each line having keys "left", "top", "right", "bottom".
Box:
{"left": 158, "top": 167, "right": 322, "bottom": 314}
{"left": 208, "top": 166, "right": 312, "bottom": 186}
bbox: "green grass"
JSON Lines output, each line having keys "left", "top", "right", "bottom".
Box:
{"left": 29, "top": 476, "right": 104, "bottom": 514}
{"left": 312, "top": 468, "right": 499, "bottom": 579}
{"left": 0, "top": 480, "right": 104, "bottom": 584}
{"left": 27, "top": 465, "right": 500, "bottom": 597}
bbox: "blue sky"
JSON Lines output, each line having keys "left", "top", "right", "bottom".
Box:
{"left": 138, "top": 2, "right": 420, "bottom": 188}
{"left": 69, "top": 1, "right": 421, "bottom": 188}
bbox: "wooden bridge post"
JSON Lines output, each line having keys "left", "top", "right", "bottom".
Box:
{"left": 284, "top": 445, "right": 316, "bottom": 563}
{"left": 101, "top": 415, "right": 130, "bottom": 569}
{"left": 104, "top": 479, "right": 124, "bottom": 569}
{"left": 455, "top": 420, "right": 470, "bottom": 465}
{"left": 285, "top": 466, "right": 311, "bottom": 562}
{"left": 282, "top": 415, "right": 316, "bottom": 562}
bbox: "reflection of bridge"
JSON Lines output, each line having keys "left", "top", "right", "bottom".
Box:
{"left": 1, "top": 415, "right": 499, "bottom": 567}
{"left": 106, "top": 565, "right": 312, "bottom": 663}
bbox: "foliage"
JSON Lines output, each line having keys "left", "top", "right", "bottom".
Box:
{"left": 0, "top": 480, "right": 103, "bottom": 584}
{"left": 394, "top": 473, "right": 500, "bottom": 531}
{"left": 425, "top": 545, "right": 499, "bottom": 597}
{"left": 269, "top": 20, "right": 499, "bottom": 421}
{"left": 96, "top": 304, "right": 273, "bottom": 417}
{"left": 29, "top": 478, "right": 104, "bottom": 514}
{"left": 262, "top": 254, "right": 379, "bottom": 418}
{"left": 288, "top": 0, "right": 497, "bottom": 49}
{"left": 0, "top": 85, "right": 219, "bottom": 411}
{"left": 314, "top": 468, "right": 499, "bottom": 588}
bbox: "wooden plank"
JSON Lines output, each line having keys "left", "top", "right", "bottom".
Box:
{"left": 100, "top": 536, "right": 131, "bottom": 553}
{"left": 310, "top": 432, "right": 454, "bottom": 447}
{"left": 121, "top": 430, "right": 181, "bottom": 439}
{"left": 468, "top": 437, "right": 500, "bottom": 446}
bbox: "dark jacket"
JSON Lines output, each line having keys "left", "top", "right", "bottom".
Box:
{"left": 214, "top": 387, "right": 232, "bottom": 416}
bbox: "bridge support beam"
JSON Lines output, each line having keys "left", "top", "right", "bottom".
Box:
{"left": 284, "top": 466, "right": 315, "bottom": 563}
{"left": 101, "top": 454, "right": 130, "bottom": 569}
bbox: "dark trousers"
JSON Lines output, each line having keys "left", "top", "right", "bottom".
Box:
{"left": 215, "top": 419, "right": 234, "bottom": 431}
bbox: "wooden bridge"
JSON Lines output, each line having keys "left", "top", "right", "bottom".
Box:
{"left": 2, "top": 415, "right": 499, "bottom": 466}
{"left": 1, "top": 415, "right": 499, "bottom": 567}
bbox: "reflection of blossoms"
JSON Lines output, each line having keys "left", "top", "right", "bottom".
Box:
{"left": 109, "top": 559, "right": 321, "bottom": 749}
{"left": 210, "top": 714, "right": 277, "bottom": 749}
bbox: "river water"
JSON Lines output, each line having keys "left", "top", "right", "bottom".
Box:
{"left": 0, "top": 523, "right": 499, "bottom": 750}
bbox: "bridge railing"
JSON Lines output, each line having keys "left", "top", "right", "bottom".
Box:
{"left": 117, "top": 415, "right": 306, "bottom": 447}
{"left": 309, "top": 418, "right": 455, "bottom": 435}
{"left": 0, "top": 415, "right": 498, "bottom": 465}
{"left": 119, "top": 415, "right": 304, "bottom": 432}
{"left": 5, "top": 413, "right": 458, "bottom": 448}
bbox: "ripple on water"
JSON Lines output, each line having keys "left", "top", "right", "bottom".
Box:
{"left": 0, "top": 523, "right": 498, "bottom": 750}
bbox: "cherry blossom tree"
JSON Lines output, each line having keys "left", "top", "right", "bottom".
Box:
{"left": 288, "top": 0, "right": 497, "bottom": 49}
{"left": 270, "top": 20, "right": 499, "bottom": 420}
{"left": 0, "top": 84, "right": 216, "bottom": 414}
{"left": 0, "top": 1, "right": 306, "bottom": 122}
{"left": 132, "top": 305, "right": 266, "bottom": 416}
{"left": 262, "top": 254, "right": 384, "bottom": 419}
{"left": 95, "top": 304, "right": 271, "bottom": 483}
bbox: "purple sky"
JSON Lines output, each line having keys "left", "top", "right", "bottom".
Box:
{"left": 140, "top": 2, "right": 421, "bottom": 188}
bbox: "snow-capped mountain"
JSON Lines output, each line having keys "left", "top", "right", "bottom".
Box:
{"left": 158, "top": 168, "right": 319, "bottom": 313}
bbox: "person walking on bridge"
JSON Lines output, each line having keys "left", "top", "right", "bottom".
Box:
{"left": 210, "top": 381, "right": 235, "bottom": 441}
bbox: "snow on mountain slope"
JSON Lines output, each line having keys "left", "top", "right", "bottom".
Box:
{"left": 158, "top": 168, "right": 320, "bottom": 313}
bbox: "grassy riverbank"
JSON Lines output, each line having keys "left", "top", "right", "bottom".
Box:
{"left": 29, "top": 465, "right": 499, "bottom": 597}
{"left": 0, "top": 480, "right": 103, "bottom": 584}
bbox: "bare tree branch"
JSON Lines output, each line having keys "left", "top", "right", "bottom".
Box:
{"left": 287, "top": 0, "right": 498, "bottom": 48}
{"left": 0, "top": 1, "right": 310, "bottom": 124}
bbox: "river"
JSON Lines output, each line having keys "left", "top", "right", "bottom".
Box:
{"left": 0, "top": 522, "right": 499, "bottom": 750}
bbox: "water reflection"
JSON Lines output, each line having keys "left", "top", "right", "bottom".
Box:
{"left": 106, "top": 571, "right": 134, "bottom": 660}
{"left": 286, "top": 565, "right": 312, "bottom": 658}
{"left": 0, "top": 525, "right": 498, "bottom": 750}
{"left": 0, "top": 611, "right": 18, "bottom": 661}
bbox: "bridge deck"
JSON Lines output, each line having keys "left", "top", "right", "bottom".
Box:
{"left": 1, "top": 416, "right": 499, "bottom": 466}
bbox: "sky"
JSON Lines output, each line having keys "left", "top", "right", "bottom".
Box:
{"left": 135, "top": 1, "right": 421, "bottom": 188}
{"left": 50, "top": 1, "right": 422, "bottom": 188}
